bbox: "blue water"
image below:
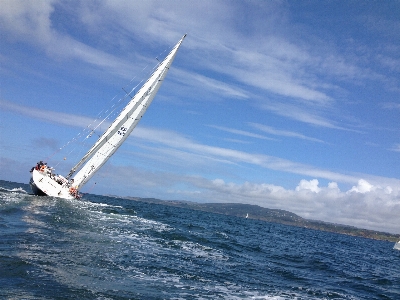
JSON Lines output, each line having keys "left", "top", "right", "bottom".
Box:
{"left": 1, "top": 180, "right": 399, "bottom": 299}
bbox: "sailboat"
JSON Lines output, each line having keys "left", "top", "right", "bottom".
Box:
{"left": 29, "top": 34, "right": 186, "bottom": 199}
{"left": 394, "top": 241, "right": 400, "bottom": 250}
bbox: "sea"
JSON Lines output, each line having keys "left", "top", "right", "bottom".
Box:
{"left": 1, "top": 180, "right": 399, "bottom": 300}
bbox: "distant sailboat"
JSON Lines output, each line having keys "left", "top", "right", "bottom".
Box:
{"left": 246, "top": 213, "right": 249, "bottom": 219}
{"left": 29, "top": 35, "right": 187, "bottom": 199}
{"left": 394, "top": 241, "right": 400, "bottom": 250}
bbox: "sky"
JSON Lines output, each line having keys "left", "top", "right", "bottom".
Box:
{"left": 0, "top": 0, "right": 399, "bottom": 234}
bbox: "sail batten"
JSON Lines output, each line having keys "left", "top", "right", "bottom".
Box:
{"left": 69, "top": 35, "right": 186, "bottom": 189}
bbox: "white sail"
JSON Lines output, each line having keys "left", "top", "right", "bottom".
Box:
{"left": 69, "top": 34, "right": 186, "bottom": 189}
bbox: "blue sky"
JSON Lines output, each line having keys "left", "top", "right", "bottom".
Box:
{"left": 1, "top": 0, "right": 399, "bottom": 233}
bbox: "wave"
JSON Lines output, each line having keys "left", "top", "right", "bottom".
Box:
{"left": 0, "top": 186, "right": 28, "bottom": 194}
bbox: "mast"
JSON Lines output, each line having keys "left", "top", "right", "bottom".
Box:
{"left": 68, "top": 34, "right": 186, "bottom": 189}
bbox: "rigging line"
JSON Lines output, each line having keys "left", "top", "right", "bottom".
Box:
{"left": 83, "top": 90, "right": 133, "bottom": 141}
{"left": 121, "top": 52, "right": 167, "bottom": 98}
{"left": 48, "top": 67, "right": 147, "bottom": 168}
{"left": 122, "top": 87, "right": 133, "bottom": 98}
{"left": 86, "top": 95, "right": 130, "bottom": 137}
{"left": 44, "top": 132, "right": 84, "bottom": 164}
{"left": 85, "top": 94, "right": 120, "bottom": 131}
{"left": 121, "top": 64, "right": 150, "bottom": 91}
{"left": 58, "top": 139, "right": 88, "bottom": 168}
{"left": 68, "top": 102, "right": 108, "bottom": 139}
{"left": 82, "top": 182, "right": 97, "bottom": 195}
{"left": 122, "top": 81, "right": 143, "bottom": 99}
{"left": 53, "top": 135, "right": 84, "bottom": 167}
{"left": 50, "top": 112, "right": 106, "bottom": 167}
{"left": 44, "top": 149, "right": 62, "bottom": 162}
{"left": 92, "top": 61, "right": 160, "bottom": 132}
{"left": 60, "top": 125, "right": 97, "bottom": 159}
{"left": 84, "top": 86, "right": 137, "bottom": 140}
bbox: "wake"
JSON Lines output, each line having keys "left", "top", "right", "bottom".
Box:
{"left": 0, "top": 186, "right": 28, "bottom": 194}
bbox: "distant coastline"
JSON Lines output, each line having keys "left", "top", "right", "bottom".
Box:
{"left": 121, "top": 196, "right": 400, "bottom": 242}
{"left": 1, "top": 179, "right": 398, "bottom": 242}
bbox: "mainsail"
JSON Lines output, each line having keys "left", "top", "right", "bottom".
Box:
{"left": 68, "top": 34, "right": 186, "bottom": 190}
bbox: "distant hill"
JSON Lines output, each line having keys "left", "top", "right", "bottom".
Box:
{"left": 123, "top": 196, "right": 400, "bottom": 242}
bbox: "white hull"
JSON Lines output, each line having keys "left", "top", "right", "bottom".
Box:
{"left": 394, "top": 241, "right": 400, "bottom": 250}
{"left": 30, "top": 169, "right": 75, "bottom": 200}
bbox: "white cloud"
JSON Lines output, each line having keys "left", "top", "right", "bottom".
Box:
{"left": 208, "top": 125, "right": 276, "bottom": 141}
{"left": 172, "top": 69, "right": 249, "bottom": 99}
{"left": 249, "top": 122, "right": 326, "bottom": 143}
{"left": 176, "top": 177, "right": 399, "bottom": 233}
{"left": 296, "top": 179, "right": 321, "bottom": 193}
{"left": 348, "top": 179, "right": 374, "bottom": 194}
{"left": 0, "top": 99, "right": 94, "bottom": 128}
{"left": 382, "top": 102, "right": 400, "bottom": 110}
{"left": 0, "top": 0, "right": 139, "bottom": 78}
{"left": 347, "top": 179, "right": 397, "bottom": 196}
{"left": 0, "top": 0, "right": 54, "bottom": 43}
{"left": 328, "top": 181, "right": 339, "bottom": 190}
{"left": 259, "top": 101, "right": 344, "bottom": 129}
{"left": 389, "top": 144, "right": 400, "bottom": 152}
